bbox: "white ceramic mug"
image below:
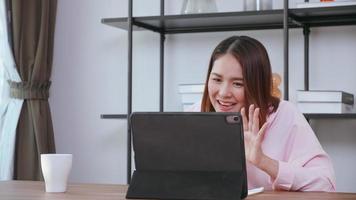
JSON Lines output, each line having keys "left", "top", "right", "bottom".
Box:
{"left": 41, "top": 154, "right": 72, "bottom": 193}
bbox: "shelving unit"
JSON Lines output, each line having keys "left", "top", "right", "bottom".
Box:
{"left": 102, "top": 6, "right": 356, "bottom": 33}
{"left": 101, "top": 1, "right": 356, "bottom": 183}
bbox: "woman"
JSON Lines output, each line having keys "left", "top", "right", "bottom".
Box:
{"left": 198, "top": 36, "right": 335, "bottom": 191}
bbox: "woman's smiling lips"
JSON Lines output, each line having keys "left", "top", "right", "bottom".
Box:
{"left": 216, "top": 100, "right": 237, "bottom": 111}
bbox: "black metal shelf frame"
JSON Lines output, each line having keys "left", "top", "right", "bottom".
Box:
{"left": 100, "top": 1, "right": 356, "bottom": 183}
{"left": 100, "top": 113, "right": 356, "bottom": 120}
{"left": 102, "top": 6, "right": 356, "bottom": 33}
{"left": 304, "top": 113, "right": 356, "bottom": 119}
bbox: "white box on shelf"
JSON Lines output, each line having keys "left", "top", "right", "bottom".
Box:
{"left": 297, "top": 102, "right": 355, "bottom": 114}
{"left": 182, "top": 103, "right": 194, "bottom": 112}
{"left": 297, "top": 90, "right": 354, "bottom": 105}
{"left": 182, "top": 102, "right": 201, "bottom": 112}
{"left": 178, "top": 83, "right": 205, "bottom": 93}
{"left": 296, "top": 0, "right": 356, "bottom": 8}
{"left": 178, "top": 84, "right": 204, "bottom": 111}
{"left": 180, "top": 93, "right": 203, "bottom": 104}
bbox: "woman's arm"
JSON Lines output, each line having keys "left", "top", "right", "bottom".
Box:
{"left": 272, "top": 154, "right": 335, "bottom": 191}
{"left": 241, "top": 104, "right": 335, "bottom": 191}
{"left": 270, "top": 122, "right": 336, "bottom": 191}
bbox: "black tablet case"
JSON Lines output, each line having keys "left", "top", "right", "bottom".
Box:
{"left": 126, "top": 112, "right": 247, "bottom": 200}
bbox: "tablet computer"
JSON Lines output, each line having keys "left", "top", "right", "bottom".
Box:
{"left": 126, "top": 112, "right": 247, "bottom": 200}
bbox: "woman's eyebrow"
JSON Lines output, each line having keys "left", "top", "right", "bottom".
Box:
{"left": 210, "top": 72, "right": 222, "bottom": 77}
{"left": 210, "top": 72, "right": 243, "bottom": 80}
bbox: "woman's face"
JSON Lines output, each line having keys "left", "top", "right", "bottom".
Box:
{"left": 208, "top": 54, "right": 245, "bottom": 112}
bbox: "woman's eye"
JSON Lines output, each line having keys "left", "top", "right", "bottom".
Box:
{"left": 233, "top": 82, "right": 243, "bottom": 87}
{"left": 212, "top": 78, "right": 221, "bottom": 82}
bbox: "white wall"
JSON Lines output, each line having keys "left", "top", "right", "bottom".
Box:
{"left": 51, "top": 0, "right": 356, "bottom": 192}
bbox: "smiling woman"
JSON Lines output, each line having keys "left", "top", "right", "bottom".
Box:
{"left": 196, "top": 36, "right": 336, "bottom": 192}
{"left": 207, "top": 54, "right": 245, "bottom": 113}
{"left": 202, "top": 36, "right": 279, "bottom": 127}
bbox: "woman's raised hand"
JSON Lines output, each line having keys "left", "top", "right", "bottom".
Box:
{"left": 240, "top": 104, "right": 268, "bottom": 166}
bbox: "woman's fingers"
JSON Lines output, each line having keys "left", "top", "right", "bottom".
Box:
{"left": 243, "top": 104, "right": 263, "bottom": 136}
{"left": 241, "top": 107, "right": 248, "bottom": 132}
{"left": 248, "top": 104, "right": 254, "bottom": 131}
{"left": 257, "top": 122, "right": 268, "bottom": 143}
{"left": 252, "top": 108, "right": 260, "bottom": 134}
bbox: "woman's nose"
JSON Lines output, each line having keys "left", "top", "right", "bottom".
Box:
{"left": 218, "top": 83, "right": 232, "bottom": 98}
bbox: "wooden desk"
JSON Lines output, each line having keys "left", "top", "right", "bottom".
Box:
{"left": 1, "top": 181, "right": 355, "bottom": 200}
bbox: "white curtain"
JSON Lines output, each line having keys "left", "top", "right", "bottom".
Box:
{"left": 0, "top": 0, "right": 23, "bottom": 180}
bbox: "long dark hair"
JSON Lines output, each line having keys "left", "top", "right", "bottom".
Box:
{"left": 201, "top": 36, "right": 280, "bottom": 126}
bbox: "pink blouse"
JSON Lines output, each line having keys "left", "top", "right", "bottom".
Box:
{"left": 189, "top": 100, "right": 336, "bottom": 191}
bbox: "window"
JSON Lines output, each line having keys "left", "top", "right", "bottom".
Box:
{"left": 0, "top": 0, "right": 7, "bottom": 114}
{"left": 0, "top": 0, "right": 20, "bottom": 181}
{"left": 0, "top": 60, "right": 5, "bottom": 110}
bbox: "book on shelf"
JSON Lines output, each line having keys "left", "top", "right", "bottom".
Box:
{"left": 297, "top": 90, "right": 354, "bottom": 105}
{"left": 178, "top": 83, "right": 205, "bottom": 93}
{"left": 297, "top": 102, "right": 355, "bottom": 114}
{"left": 296, "top": 0, "right": 356, "bottom": 8}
